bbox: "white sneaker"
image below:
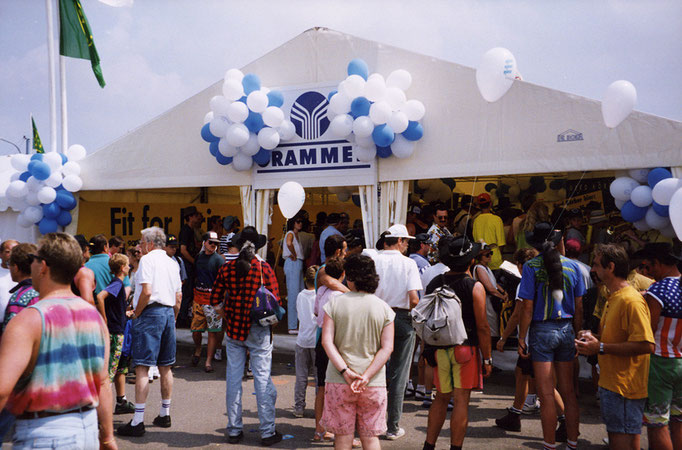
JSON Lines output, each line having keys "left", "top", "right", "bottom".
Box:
{"left": 385, "top": 428, "right": 405, "bottom": 440}
{"left": 214, "top": 349, "right": 222, "bottom": 361}
{"left": 522, "top": 399, "right": 541, "bottom": 415}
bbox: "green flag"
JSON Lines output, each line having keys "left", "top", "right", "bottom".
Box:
{"left": 32, "top": 116, "right": 45, "bottom": 154}
{"left": 59, "top": 0, "right": 106, "bottom": 88}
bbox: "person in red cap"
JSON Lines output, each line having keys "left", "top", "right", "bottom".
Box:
{"left": 472, "top": 193, "right": 506, "bottom": 270}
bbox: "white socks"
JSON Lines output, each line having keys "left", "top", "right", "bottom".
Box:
{"left": 131, "top": 403, "right": 145, "bottom": 426}
{"left": 160, "top": 399, "right": 171, "bottom": 417}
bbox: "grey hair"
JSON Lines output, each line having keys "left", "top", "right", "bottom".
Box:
{"left": 141, "top": 227, "right": 166, "bottom": 249}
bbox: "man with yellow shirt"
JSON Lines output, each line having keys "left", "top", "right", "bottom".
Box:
{"left": 472, "top": 193, "right": 505, "bottom": 270}
{"left": 576, "top": 244, "right": 654, "bottom": 450}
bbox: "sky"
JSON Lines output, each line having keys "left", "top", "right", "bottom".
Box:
{"left": 0, "top": 0, "right": 680, "bottom": 156}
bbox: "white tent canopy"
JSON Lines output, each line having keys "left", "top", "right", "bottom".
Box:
{"left": 81, "top": 27, "right": 682, "bottom": 190}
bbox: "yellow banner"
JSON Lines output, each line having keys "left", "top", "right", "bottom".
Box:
{"left": 553, "top": 190, "right": 604, "bottom": 211}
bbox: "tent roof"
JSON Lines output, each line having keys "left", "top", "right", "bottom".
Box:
{"left": 80, "top": 27, "right": 682, "bottom": 191}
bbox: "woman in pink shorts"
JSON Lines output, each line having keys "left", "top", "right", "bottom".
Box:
{"left": 321, "top": 253, "right": 395, "bottom": 449}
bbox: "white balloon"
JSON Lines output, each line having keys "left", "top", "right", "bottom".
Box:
{"left": 336, "top": 192, "right": 350, "bottom": 202}
{"left": 7, "top": 196, "right": 27, "bottom": 212}
{"left": 402, "top": 99, "right": 426, "bottom": 121}
{"left": 9, "top": 172, "right": 19, "bottom": 182}
{"left": 669, "top": 187, "right": 682, "bottom": 240}
{"left": 602, "top": 80, "right": 637, "bottom": 128}
{"left": 17, "top": 212, "right": 33, "bottom": 228}
{"left": 209, "top": 116, "right": 229, "bottom": 138}
{"left": 62, "top": 175, "right": 83, "bottom": 192}
{"left": 203, "top": 111, "right": 214, "bottom": 124}
{"left": 369, "top": 101, "right": 392, "bottom": 125}
{"left": 390, "top": 134, "right": 415, "bottom": 159}
{"left": 652, "top": 177, "right": 682, "bottom": 206}
{"left": 37, "top": 186, "right": 56, "bottom": 204}
{"left": 232, "top": 152, "right": 253, "bottom": 171}
{"left": 257, "top": 127, "right": 280, "bottom": 150}
{"left": 6, "top": 180, "right": 27, "bottom": 199}
{"left": 352, "top": 116, "right": 375, "bottom": 138}
{"left": 355, "top": 135, "right": 374, "bottom": 148}
{"left": 237, "top": 133, "right": 259, "bottom": 156}
{"left": 609, "top": 176, "right": 640, "bottom": 201}
{"left": 225, "top": 123, "right": 250, "bottom": 147}
{"left": 209, "top": 95, "right": 230, "bottom": 115}
{"left": 66, "top": 144, "right": 87, "bottom": 161}
{"left": 44, "top": 171, "right": 63, "bottom": 188}
{"left": 222, "top": 79, "right": 244, "bottom": 101}
{"left": 246, "top": 90, "right": 269, "bottom": 113}
{"left": 225, "top": 68, "right": 244, "bottom": 82}
{"left": 10, "top": 154, "right": 31, "bottom": 171}
{"left": 277, "top": 181, "right": 305, "bottom": 219}
{"left": 278, "top": 120, "right": 296, "bottom": 141}
{"left": 62, "top": 161, "right": 81, "bottom": 177}
{"left": 328, "top": 114, "right": 354, "bottom": 138}
{"left": 384, "top": 87, "right": 406, "bottom": 111}
{"left": 226, "top": 101, "right": 249, "bottom": 123}
{"left": 614, "top": 198, "right": 626, "bottom": 210}
{"left": 476, "top": 47, "right": 517, "bottom": 102}
{"left": 262, "top": 106, "right": 284, "bottom": 128}
{"left": 630, "top": 185, "right": 653, "bottom": 207}
{"left": 42, "top": 152, "right": 63, "bottom": 170}
{"left": 329, "top": 93, "right": 351, "bottom": 115}
{"left": 388, "top": 111, "right": 409, "bottom": 133}
{"left": 645, "top": 207, "right": 670, "bottom": 230}
{"left": 354, "top": 145, "right": 377, "bottom": 162}
{"left": 25, "top": 191, "right": 41, "bottom": 206}
{"left": 345, "top": 133, "right": 356, "bottom": 144}
{"left": 386, "top": 69, "right": 412, "bottom": 91}
{"left": 218, "top": 138, "right": 239, "bottom": 157}
{"left": 628, "top": 168, "right": 650, "bottom": 184}
{"left": 633, "top": 218, "right": 651, "bottom": 231}
{"left": 364, "top": 74, "right": 386, "bottom": 102}
{"left": 341, "top": 75, "right": 365, "bottom": 99}
{"left": 26, "top": 176, "right": 42, "bottom": 193}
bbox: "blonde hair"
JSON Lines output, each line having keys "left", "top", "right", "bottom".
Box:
{"left": 522, "top": 201, "right": 550, "bottom": 232}
{"left": 109, "top": 253, "right": 129, "bottom": 276}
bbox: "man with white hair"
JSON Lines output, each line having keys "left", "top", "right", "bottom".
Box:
{"left": 117, "top": 227, "right": 182, "bottom": 437}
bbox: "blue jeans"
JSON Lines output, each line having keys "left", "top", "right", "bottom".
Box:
{"left": 131, "top": 304, "right": 176, "bottom": 367}
{"left": 225, "top": 324, "right": 277, "bottom": 439}
{"left": 12, "top": 409, "right": 97, "bottom": 449}
{"left": 0, "top": 409, "right": 15, "bottom": 448}
{"left": 599, "top": 387, "right": 646, "bottom": 434}
{"left": 529, "top": 320, "right": 576, "bottom": 363}
{"left": 283, "top": 258, "right": 304, "bottom": 330}
{"left": 386, "top": 310, "right": 416, "bottom": 434}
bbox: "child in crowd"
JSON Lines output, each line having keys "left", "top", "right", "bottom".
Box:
{"left": 293, "top": 266, "right": 318, "bottom": 418}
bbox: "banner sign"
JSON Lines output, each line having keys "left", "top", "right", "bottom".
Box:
{"left": 253, "top": 83, "right": 377, "bottom": 189}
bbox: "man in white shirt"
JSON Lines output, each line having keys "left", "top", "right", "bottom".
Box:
{"left": 367, "top": 224, "right": 422, "bottom": 440}
{"left": 118, "top": 227, "right": 182, "bottom": 438}
{"left": 0, "top": 240, "right": 18, "bottom": 322}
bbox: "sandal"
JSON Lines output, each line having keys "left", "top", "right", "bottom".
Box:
{"left": 312, "top": 431, "right": 334, "bottom": 442}
{"left": 205, "top": 365, "right": 214, "bottom": 373}
{"left": 191, "top": 354, "right": 200, "bottom": 367}
{"left": 352, "top": 438, "right": 361, "bottom": 448}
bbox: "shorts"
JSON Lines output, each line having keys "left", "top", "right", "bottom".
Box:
{"left": 320, "top": 383, "right": 387, "bottom": 437}
{"left": 433, "top": 345, "right": 482, "bottom": 393}
{"left": 315, "top": 337, "right": 329, "bottom": 387}
{"left": 644, "top": 355, "right": 682, "bottom": 427}
{"left": 529, "top": 320, "right": 576, "bottom": 363}
{"left": 108, "top": 334, "right": 124, "bottom": 382}
{"left": 599, "top": 387, "right": 645, "bottom": 434}
{"left": 516, "top": 352, "right": 534, "bottom": 377}
{"left": 190, "top": 302, "right": 223, "bottom": 332}
{"left": 131, "top": 304, "right": 176, "bottom": 367}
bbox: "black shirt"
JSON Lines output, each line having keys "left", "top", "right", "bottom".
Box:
{"left": 425, "top": 272, "right": 479, "bottom": 346}
{"left": 178, "top": 224, "right": 197, "bottom": 264}
{"left": 103, "top": 278, "right": 127, "bottom": 334}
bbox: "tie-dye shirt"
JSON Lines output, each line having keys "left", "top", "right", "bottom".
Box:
{"left": 7, "top": 296, "right": 107, "bottom": 415}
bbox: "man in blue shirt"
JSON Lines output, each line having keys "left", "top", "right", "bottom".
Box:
{"left": 408, "top": 233, "right": 431, "bottom": 274}
{"left": 319, "top": 213, "right": 343, "bottom": 263}
{"left": 85, "top": 234, "right": 131, "bottom": 296}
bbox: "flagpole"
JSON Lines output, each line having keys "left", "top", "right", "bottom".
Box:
{"left": 45, "top": 0, "right": 58, "bottom": 153}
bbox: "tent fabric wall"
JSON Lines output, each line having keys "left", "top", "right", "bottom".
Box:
{"left": 359, "top": 185, "right": 378, "bottom": 250}
{"left": 379, "top": 181, "right": 409, "bottom": 235}
{"left": 240, "top": 186, "right": 254, "bottom": 228}
{"left": 255, "top": 189, "right": 273, "bottom": 260}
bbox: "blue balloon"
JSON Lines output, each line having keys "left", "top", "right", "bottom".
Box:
{"left": 620, "top": 201, "right": 647, "bottom": 222}
{"left": 350, "top": 97, "right": 371, "bottom": 118}
{"left": 485, "top": 183, "right": 497, "bottom": 192}
{"left": 56, "top": 210, "right": 72, "bottom": 227}
{"left": 267, "top": 90, "right": 284, "bottom": 108}
{"left": 38, "top": 217, "right": 59, "bottom": 234}
{"left": 215, "top": 153, "right": 233, "bottom": 166}
{"left": 242, "top": 73, "right": 261, "bottom": 95}
{"left": 372, "top": 124, "right": 395, "bottom": 148}
{"left": 244, "top": 111, "right": 265, "bottom": 133}
{"left": 19, "top": 171, "right": 30, "bottom": 182}
{"left": 652, "top": 202, "right": 669, "bottom": 217}
{"left": 43, "top": 202, "right": 61, "bottom": 219}
{"left": 238, "top": 95, "right": 247, "bottom": 103}
{"left": 376, "top": 146, "right": 393, "bottom": 158}
{"left": 327, "top": 90, "right": 337, "bottom": 102}
{"left": 209, "top": 141, "right": 219, "bottom": 157}
{"left": 402, "top": 121, "right": 424, "bottom": 141}
{"left": 253, "top": 147, "right": 271, "bottom": 165}
{"left": 28, "top": 160, "right": 51, "bottom": 181}
{"left": 30, "top": 153, "right": 44, "bottom": 161}
{"left": 60, "top": 153, "right": 68, "bottom": 165}
{"left": 201, "top": 123, "right": 219, "bottom": 143}
{"left": 347, "top": 58, "right": 369, "bottom": 80}
{"left": 351, "top": 194, "right": 361, "bottom": 207}
{"left": 55, "top": 190, "right": 77, "bottom": 210}
{"left": 647, "top": 167, "right": 672, "bottom": 188}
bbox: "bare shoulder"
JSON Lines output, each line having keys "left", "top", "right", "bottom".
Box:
{"left": 4, "top": 307, "right": 42, "bottom": 340}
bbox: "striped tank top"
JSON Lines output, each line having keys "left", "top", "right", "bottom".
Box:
{"left": 7, "top": 296, "right": 107, "bottom": 415}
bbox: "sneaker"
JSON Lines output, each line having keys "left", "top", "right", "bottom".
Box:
{"left": 117, "top": 420, "right": 145, "bottom": 437}
{"left": 405, "top": 380, "right": 415, "bottom": 397}
{"left": 522, "top": 399, "right": 541, "bottom": 415}
{"left": 261, "top": 430, "right": 283, "bottom": 446}
{"left": 415, "top": 389, "right": 428, "bottom": 400}
{"left": 152, "top": 415, "right": 171, "bottom": 428}
{"left": 447, "top": 399, "right": 453, "bottom": 412}
{"left": 422, "top": 398, "right": 433, "bottom": 408}
{"left": 555, "top": 420, "right": 567, "bottom": 442}
{"left": 227, "top": 431, "right": 244, "bottom": 444}
{"left": 495, "top": 409, "right": 522, "bottom": 432}
{"left": 214, "top": 349, "right": 222, "bottom": 361}
{"left": 288, "top": 330, "right": 298, "bottom": 335}
{"left": 114, "top": 400, "right": 135, "bottom": 414}
{"left": 292, "top": 408, "right": 304, "bottom": 418}
{"left": 386, "top": 428, "right": 406, "bottom": 440}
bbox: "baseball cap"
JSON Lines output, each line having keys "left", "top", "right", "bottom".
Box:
{"left": 475, "top": 193, "right": 491, "bottom": 206}
{"left": 203, "top": 231, "right": 220, "bottom": 243}
{"left": 166, "top": 234, "right": 178, "bottom": 246}
{"left": 415, "top": 233, "right": 430, "bottom": 243}
{"left": 383, "top": 224, "right": 415, "bottom": 239}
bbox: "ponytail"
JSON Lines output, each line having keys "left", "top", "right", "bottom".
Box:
{"left": 236, "top": 241, "right": 256, "bottom": 278}
{"left": 542, "top": 241, "right": 564, "bottom": 302}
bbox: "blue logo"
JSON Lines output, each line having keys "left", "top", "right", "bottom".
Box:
{"left": 557, "top": 129, "right": 583, "bottom": 143}
{"left": 290, "top": 92, "right": 330, "bottom": 140}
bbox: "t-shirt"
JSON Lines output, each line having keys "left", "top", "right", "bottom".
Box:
{"left": 598, "top": 285, "right": 654, "bottom": 399}
{"left": 323, "top": 292, "right": 395, "bottom": 387}
{"left": 315, "top": 286, "right": 343, "bottom": 328}
{"left": 296, "top": 289, "right": 317, "bottom": 348}
{"left": 103, "top": 278, "right": 127, "bottom": 334}
{"left": 194, "top": 252, "right": 225, "bottom": 289}
{"left": 646, "top": 277, "right": 682, "bottom": 358}
{"left": 409, "top": 253, "right": 430, "bottom": 274}
{"left": 0, "top": 266, "right": 14, "bottom": 321}
{"left": 426, "top": 223, "right": 452, "bottom": 265}
{"left": 133, "top": 249, "right": 182, "bottom": 309}
{"left": 593, "top": 270, "right": 654, "bottom": 320}
{"left": 319, "top": 225, "right": 343, "bottom": 263}
{"left": 1, "top": 280, "right": 39, "bottom": 336}
{"left": 426, "top": 273, "right": 480, "bottom": 346}
{"left": 421, "top": 262, "right": 449, "bottom": 294}
{"left": 283, "top": 230, "right": 304, "bottom": 260}
{"left": 472, "top": 213, "right": 506, "bottom": 270}
{"left": 219, "top": 232, "right": 235, "bottom": 256}
{"left": 518, "top": 255, "right": 586, "bottom": 321}
{"left": 179, "top": 223, "right": 198, "bottom": 265}
{"left": 369, "top": 249, "right": 422, "bottom": 309}
{"left": 84, "top": 253, "right": 131, "bottom": 295}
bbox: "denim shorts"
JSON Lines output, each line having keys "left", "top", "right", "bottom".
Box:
{"left": 13, "top": 409, "right": 98, "bottom": 449}
{"left": 529, "top": 320, "right": 576, "bottom": 363}
{"left": 599, "top": 387, "right": 645, "bottom": 434}
{"left": 131, "top": 304, "right": 176, "bottom": 367}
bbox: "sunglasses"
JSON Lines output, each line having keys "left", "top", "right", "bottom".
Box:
{"left": 28, "top": 253, "right": 46, "bottom": 264}
{"left": 482, "top": 252, "right": 493, "bottom": 258}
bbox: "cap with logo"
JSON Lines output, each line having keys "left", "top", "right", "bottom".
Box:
{"left": 203, "top": 231, "right": 220, "bottom": 243}
{"left": 166, "top": 234, "right": 178, "bottom": 246}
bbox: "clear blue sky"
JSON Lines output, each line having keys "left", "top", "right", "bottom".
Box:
{"left": 1, "top": 0, "right": 680, "bottom": 155}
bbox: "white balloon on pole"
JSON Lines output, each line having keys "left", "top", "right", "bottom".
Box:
{"left": 475, "top": 47, "right": 517, "bottom": 102}
{"left": 645, "top": 207, "right": 670, "bottom": 230}
{"left": 630, "top": 185, "right": 653, "bottom": 207}
{"left": 391, "top": 134, "right": 415, "bottom": 159}
{"left": 364, "top": 74, "right": 386, "bottom": 102}
{"left": 43, "top": 152, "right": 63, "bottom": 170}
{"left": 277, "top": 181, "right": 305, "bottom": 219}
{"left": 246, "top": 90, "right": 269, "bottom": 113}
{"left": 386, "top": 69, "right": 412, "bottom": 91}
{"left": 401, "top": 99, "right": 425, "bottom": 121}
{"left": 669, "top": 187, "right": 682, "bottom": 240}
{"left": 329, "top": 93, "right": 351, "bottom": 115}
{"left": 609, "top": 176, "right": 640, "bottom": 201}
{"left": 222, "top": 79, "right": 244, "bottom": 101}
{"left": 602, "top": 80, "right": 637, "bottom": 128}
{"left": 328, "top": 114, "right": 354, "bottom": 138}
{"left": 231, "top": 151, "right": 253, "bottom": 171}
{"left": 10, "top": 154, "right": 31, "bottom": 171}
{"left": 628, "top": 168, "right": 650, "bottom": 184}
{"left": 354, "top": 145, "right": 377, "bottom": 162}
{"left": 277, "top": 120, "right": 296, "bottom": 141}
{"left": 257, "top": 127, "right": 280, "bottom": 150}
{"left": 388, "top": 111, "right": 409, "bottom": 133}
{"left": 225, "top": 123, "right": 250, "bottom": 147}
{"left": 226, "top": 101, "right": 249, "bottom": 123}
{"left": 369, "top": 101, "right": 392, "bottom": 125}
{"left": 62, "top": 161, "right": 81, "bottom": 177}
{"left": 352, "top": 116, "right": 375, "bottom": 138}
{"left": 66, "top": 144, "right": 87, "bottom": 161}
{"left": 262, "top": 106, "right": 284, "bottom": 128}
{"left": 652, "top": 177, "right": 682, "bottom": 205}
{"left": 218, "top": 138, "right": 239, "bottom": 157}
{"left": 62, "top": 175, "right": 83, "bottom": 192}
{"left": 37, "top": 186, "right": 56, "bottom": 204}
{"left": 225, "top": 68, "right": 244, "bottom": 82}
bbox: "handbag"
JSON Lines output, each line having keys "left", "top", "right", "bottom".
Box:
{"left": 251, "top": 261, "right": 285, "bottom": 327}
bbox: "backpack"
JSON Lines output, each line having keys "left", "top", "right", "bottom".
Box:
{"left": 251, "top": 261, "right": 286, "bottom": 327}
{"left": 411, "top": 276, "right": 468, "bottom": 346}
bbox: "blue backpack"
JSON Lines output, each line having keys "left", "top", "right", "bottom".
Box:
{"left": 251, "top": 261, "right": 285, "bottom": 327}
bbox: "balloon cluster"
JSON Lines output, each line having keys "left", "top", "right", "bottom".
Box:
{"left": 200, "top": 69, "right": 295, "bottom": 171}
{"left": 609, "top": 168, "right": 681, "bottom": 238}
{"left": 326, "top": 59, "right": 426, "bottom": 161}
{"left": 2, "top": 145, "right": 85, "bottom": 234}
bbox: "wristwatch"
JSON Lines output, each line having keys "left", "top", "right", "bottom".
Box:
{"left": 483, "top": 358, "right": 493, "bottom": 365}
{"left": 599, "top": 342, "right": 605, "bottom": 355}
{"left": 340, "top": 367, "right": 349, "bottom": 375}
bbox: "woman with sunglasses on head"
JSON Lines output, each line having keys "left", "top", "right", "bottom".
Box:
{"left": 473, "top": 243, "right": 508, "bottom": 341}
{"left": 283, "top": 214, "right": 306, "bottom": 334}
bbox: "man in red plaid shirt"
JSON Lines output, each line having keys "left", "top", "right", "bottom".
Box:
{"left": 210, "top": 226, "right": 283, "bottom": 446}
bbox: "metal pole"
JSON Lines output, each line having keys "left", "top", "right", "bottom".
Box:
{"left": 45, "top": 0, "right": 58, "bottom": 153}
{"left": 60, "top": 56, "right": 67, "bottom": 154}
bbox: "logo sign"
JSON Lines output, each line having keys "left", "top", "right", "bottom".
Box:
{"left": 557, "top": 129, "right": 584, "bottom": 143}
{"left": 253, "top": 83, "right": 376, "bottom": 190}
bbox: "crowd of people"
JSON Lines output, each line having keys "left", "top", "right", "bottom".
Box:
{"left": 0, "top": 191, "right": 679, "bottom": 449}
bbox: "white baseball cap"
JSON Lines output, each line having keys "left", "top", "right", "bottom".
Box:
{"left": 384, "top": 224, "right": 415, "bottom": 239}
